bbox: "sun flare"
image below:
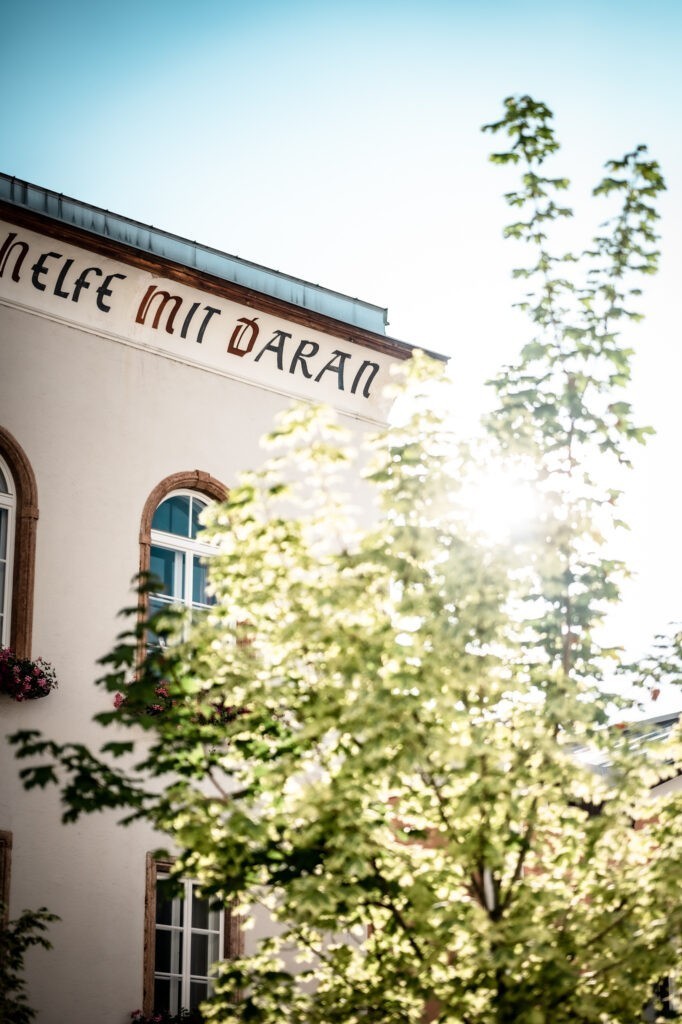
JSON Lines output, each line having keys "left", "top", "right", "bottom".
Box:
{"left": 462, "top": 466, "right": 540, "bottom": 545}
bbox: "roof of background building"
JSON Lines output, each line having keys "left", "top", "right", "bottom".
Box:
{"left": 0, "top": 172, "right": 389, "bottom": 335}
{"left": 573, "top": 712, "right": 681, "bottom": 777}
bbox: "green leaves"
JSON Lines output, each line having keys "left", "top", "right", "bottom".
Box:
{"left": 9, "top": 98, "right": 680, "bottom": 1024}
{"left": 481, "top": 96, "right": 667, "bottom": 697}
{"left": 483, "top": 96, "right": 561, "bottom": 166}
{"left": 0, "top": 906, "right": 59, "bottom": 1024}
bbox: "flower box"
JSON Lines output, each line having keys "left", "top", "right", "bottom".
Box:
{"left": 0, "top": 648, "right": 58, "bottom": 701}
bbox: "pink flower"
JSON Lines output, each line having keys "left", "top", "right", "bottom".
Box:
{"left": 114, "top": 692, "right": 125, "bottom": 708}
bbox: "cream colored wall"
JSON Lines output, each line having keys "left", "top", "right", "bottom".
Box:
{"left": 650, "top": 775, "right": 682, "bottom": 798}
{"left": 0, "top": 294, "right": 386, "bottom": 1023}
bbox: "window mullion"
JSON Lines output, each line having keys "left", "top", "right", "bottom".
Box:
{"left": 174, "top": 549, "right": 185, "bottom": 603}
{"left": 0, "top": 486, "right": 16, "bottom": 649}
{"left": 182, "top": 879, "right": 193, "bottom": 1010}
{"left": 185, "top": 552, "right": 194, "bottom": 609}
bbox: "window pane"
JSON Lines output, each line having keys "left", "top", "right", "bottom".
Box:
{"left": 155, "top": 928, "right": 183, "bottom": 975}
{"left": 190, "top": 932, "right": 209, "bottom": 976}
{"left": 148, "top": 596, "right": 170, "bottom": 618}
{"left": 154, "top": 977, "right": 171, "bottom": 1011}
{"left": 152, "top": 498, "right": 173, "bottom": 535}
{"left": 192, "top": 558, "right": 212, "bottom": 607}
{"left": 156, "top": 882, "right": 184, "bottom": 924}
{"left": 0, "top": 524, "right": 5, "bottom": 625}
{"left": 191, "top": 888, "right": 209, "bottom": 930}
{"left": 153, "top": 876, "right": 223, "bottom": 1019}
{"left": 154, "top": 975, "right": 182, "bottom": 1013}
{"left": 156, "top": 892, "right": 172, "bottom": 925}
{"left": 147, "top": 595, "right": 171, "bottom": 646}
{"left": 209, "top": 905, "right": 222, "bottom": 932}
{"left": 206, "top": 928, "right": 220, "bottom": 965}
{"left": 155, "top": 928, "right": 171, "bottom": 971}
{"left": 190, "top": 980, "right": 210, "bottom": 1012}
{"left": 0, "top": 467, "right": 7, "bottom": 493}
{"left": 0, "top": 547, "right": 5, "bottom": 612}
{"left": 190, "top": 498, "right": 208, "bottom": 539}
{"left": 150, "top": 546, "right": 176, "bottom": 596}
{"left": 156, "top": 890, "right": 182, "bottom": 927}
{"left": 153, "top": 495, "right": 191, "bottom": 538}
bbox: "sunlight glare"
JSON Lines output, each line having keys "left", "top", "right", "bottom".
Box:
{"left": 463, "top": 466, "right": 539, "bottom": 545}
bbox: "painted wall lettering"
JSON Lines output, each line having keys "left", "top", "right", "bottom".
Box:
{"left": 289, "top": 339, "right": 319, "bottom": 379}
{"left": 136, "top": 286, "right": 183, "bottom": 333}
{"left": 95, "top": 273, "right": 127, "bottom": 312}
{"left": 252, "top": 330, "right": 381, "bottom": 398}
{"left": 31, "top": 251, "right": 61, "bottom": 291}
{"left": 54, "top": 258, "right": 75, "bottom": 298}
{"left": 136, "top": 286, "right": 221, "bottom": 343}
{"left": 181, "top": 301, "right": 200, "bottom": 336}
{"left": 350, "top": 359, "right": 380, "bottom": 398}
{"left": 71, "top": 267, "right": 104, "bottom": 303}
{"left": 314, "top": 349, "right": 351, "bottom": 389}
{"left": 0, "top": 232, "right": 29, "bottom": 282}
{"left": 194, "top": 306, "right": 221, "bottom": 344}
{"left": 0, "top": 220, "right": 390, "bottom": 408}
{"left": 0, "top": 232, "right": 128, "bottom": 312}
{"left": 177, "top": 302, "right": 221, "bottom": 343}
{"left": 227, "top": 316, "right": 259, "bottom": 357}
{"left": 254, "top": 330, "right": 291, "bottom": 371}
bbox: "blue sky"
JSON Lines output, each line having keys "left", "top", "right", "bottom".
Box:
{"left": 3, "top": 0, "right": 682, "bottom": 705}
{"left": 4, "top": 1, "right": 680, "bottom": 340}
{"left": 4, "top": 2, "right": 680, "bottom": 384}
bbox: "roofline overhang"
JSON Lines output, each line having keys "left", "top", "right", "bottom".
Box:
{"left": 0, "top": 174, "right": 447, "bottom": 364}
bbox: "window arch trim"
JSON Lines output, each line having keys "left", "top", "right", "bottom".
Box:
{"left": 139, "top": 471, "right": 228, "bottom": 579}
{"left": 0, "top": 426, "right": 38, "bottom": 658}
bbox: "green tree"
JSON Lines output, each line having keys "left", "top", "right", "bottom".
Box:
{"left": 0, "top": 906, "right": 59, "bottom": 1024}
{"left": 10, "top": 97, "right": 682, "bottom": 1023}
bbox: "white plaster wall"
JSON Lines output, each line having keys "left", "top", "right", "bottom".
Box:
{"left": 650, "top": 775, "right": 682, "bottom": 798}
{"left": 0, "top": 297, "right": 384, "bottom": 1023}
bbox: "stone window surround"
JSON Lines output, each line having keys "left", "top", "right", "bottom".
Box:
{"left": 0, "top": 426, "right": 38, "bottom": 659}
{"left": 143, "top": 853, "right": 244, "bottom": 1016}
{"left": 139, "top": 471, "right": 228, "bottom": 581}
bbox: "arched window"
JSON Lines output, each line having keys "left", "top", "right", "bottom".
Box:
{"left": 0, "top": 427, "right": 38, "bottom": 658}
{"left": 149, "top": 491, "right": 215, "bottom": 622}
{"left": 140, "top": 471, "right": 228, "bottom": 634}
{"left": 0, "top": 455, "right": 16, "bottom": 647}
{"left": 139, "top": 473, "right": 236, "bottom": 1017}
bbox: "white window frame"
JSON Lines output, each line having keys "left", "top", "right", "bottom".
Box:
{"left": 0, "top": 454, "right": 16, "bottom": 649}
{"left": 144, "top": 853, "right": 244, "bottom": 1016}
{"left": 153, "top": 872, "right": 225, "bottom": 1015}
{"left": 149, "top": 489, "right": 215, "bottom": 621}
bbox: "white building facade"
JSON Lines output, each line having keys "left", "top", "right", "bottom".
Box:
{"left": 0, "top": 174, "right": 421, "bottom": 1023}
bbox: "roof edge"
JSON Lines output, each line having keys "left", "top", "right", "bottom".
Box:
{"left": 0, "top": 172, "right": 388, "bottom": 334}
{"left": 0, "top": 186, "right": 447, "bottom": 364}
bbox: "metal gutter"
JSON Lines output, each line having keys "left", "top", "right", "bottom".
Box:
{"left": 0, "top": 173, "right": 388, "bottom": 335}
